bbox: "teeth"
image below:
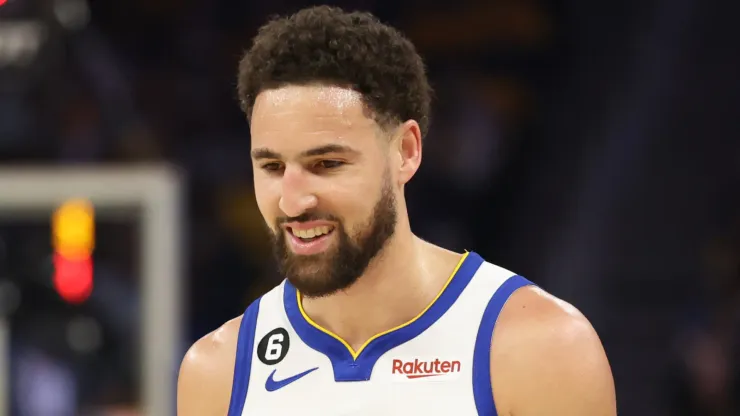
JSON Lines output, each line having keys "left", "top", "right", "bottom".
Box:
{"left": 292, "top": 226, "right": 332, "bottom": 239}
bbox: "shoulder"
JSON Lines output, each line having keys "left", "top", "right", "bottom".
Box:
{"left": 490, "top": 285, "right": 616, "bottom": 416}
{"left": 177, "top": 316, "right": 243, "bottom": 416}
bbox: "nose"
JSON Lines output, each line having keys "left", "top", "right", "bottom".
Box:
{"left": 278, "top": 165, "right": 318, "bottom": 218}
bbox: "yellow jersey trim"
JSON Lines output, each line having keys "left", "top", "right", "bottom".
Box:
{"left": 296, "top": 251, "right": 470, "bottom": 360}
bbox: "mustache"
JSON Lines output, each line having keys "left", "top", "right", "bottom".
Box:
{"left": 276, "top": 212, "right": 340, "bottom": 226}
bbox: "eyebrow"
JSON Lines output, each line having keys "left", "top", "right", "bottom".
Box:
{"left": 250, "top": 144, "right": 359, "bottom": 160}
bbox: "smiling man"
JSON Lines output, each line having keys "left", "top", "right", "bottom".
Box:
{"left": 177, "top": 6, "right": 616, "bottom": 416}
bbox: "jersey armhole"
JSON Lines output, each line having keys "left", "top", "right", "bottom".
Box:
{"left": 472, "top": 275, "right": 534, "bottom": 416}
{"left": 226, "top": 297, "right": 262, "bottom": 416}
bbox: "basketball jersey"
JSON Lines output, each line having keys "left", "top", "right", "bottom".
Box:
{"left": 226, "top": 251, "right": 533, "bottom": 416}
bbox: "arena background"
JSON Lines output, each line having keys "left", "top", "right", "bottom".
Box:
{"left": 1, "top": 0, "right": 739, "bottom": 415}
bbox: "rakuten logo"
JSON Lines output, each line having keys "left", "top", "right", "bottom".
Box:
{"left": 391, "top": 358, "right": 461, "bottom": 379}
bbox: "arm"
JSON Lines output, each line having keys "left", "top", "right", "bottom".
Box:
{"left": 177, "top": 317, "right": 242, "bottom": 416}
{"left": 491, "top": 287, "right": 617, "bottom": 416}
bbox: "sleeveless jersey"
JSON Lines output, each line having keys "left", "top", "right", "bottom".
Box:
{"left": 226, "top": 251, "right": 533, "bottom": 416}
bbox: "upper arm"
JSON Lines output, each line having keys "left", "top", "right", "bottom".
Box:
{"left": 177, "top": 317, "right": 242, "bottom": 416}
{"left": 491, "top": 287, "right": 617, "bottom": 416}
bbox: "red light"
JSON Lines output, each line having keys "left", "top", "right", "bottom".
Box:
{"left": 53, "top": 253, "right": 93, "bottom": 304}
{"left": 52, "top": 199, "right": 95, "bottom": 304}
{"left": 0, "top": 0, "right": 7, "bottom": 7}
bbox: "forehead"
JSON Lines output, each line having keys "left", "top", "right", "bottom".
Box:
{"left": 250, "top": 85, "right": 379, "bottom": 152}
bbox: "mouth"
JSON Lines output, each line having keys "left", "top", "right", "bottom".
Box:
{"left": 288, "top": 225, "right": 334, "bottom": 241}
{"left": 285, "top": 225, "right": 336, "bottom": 255}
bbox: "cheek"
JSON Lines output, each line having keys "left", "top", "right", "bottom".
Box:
{"left": 253, "top": 178, "right": 280, "bottom": 227}
{"left": 324, "top": 174, "right": 381, "bottom": 222}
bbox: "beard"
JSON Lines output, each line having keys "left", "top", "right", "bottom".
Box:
{"left": 271, "top": 178, "right": 397, "bottom": 298}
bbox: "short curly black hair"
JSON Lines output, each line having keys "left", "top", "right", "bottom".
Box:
{"left": 237, "top": 6, "right": 432, "bottom": 137}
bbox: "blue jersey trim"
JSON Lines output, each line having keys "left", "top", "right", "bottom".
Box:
{"left": 472, "top": 275, "right": 533, "bottom": 416}
{"left": 226, "top": 297, "right": 262, "bottom": 416}
{"left": 284, "top": 252, "right": 485, "bottom": 382}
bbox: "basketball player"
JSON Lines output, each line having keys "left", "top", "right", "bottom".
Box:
{"left": 178, "top": 6, "right": 616, "bottom": 415}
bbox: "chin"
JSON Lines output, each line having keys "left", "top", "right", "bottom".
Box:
{"left": 287, "top": 268, "right": 361, "bottom": 298}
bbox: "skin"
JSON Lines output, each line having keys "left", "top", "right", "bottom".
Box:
{"left": 177, "top": 85, "right": 617, "bottom": 416}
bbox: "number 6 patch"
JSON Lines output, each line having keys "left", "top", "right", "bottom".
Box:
{"left": 257, "top": 328, "right": 290, "bottom": 365}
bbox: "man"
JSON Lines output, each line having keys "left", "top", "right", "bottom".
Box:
{"left": 178, "top": 6, "right": 616, "bottom": 415}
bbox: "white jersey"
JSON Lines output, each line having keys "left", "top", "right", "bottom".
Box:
{"left": 226, "top": 251, "right": 533, "bottom": 416}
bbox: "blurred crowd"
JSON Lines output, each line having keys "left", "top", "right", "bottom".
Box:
{"left": 1, "top": 0, "right": 739, "bottom": 415}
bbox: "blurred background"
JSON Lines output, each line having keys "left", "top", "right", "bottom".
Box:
{"left": 1, "top": 0, "right": 739, "bottom": 415}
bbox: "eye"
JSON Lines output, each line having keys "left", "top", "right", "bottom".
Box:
{"left": 316, "top": 160, "right": 345, "bottom": 169}
{"left": 260, "top": 162, "right": 284, "bottom": 172}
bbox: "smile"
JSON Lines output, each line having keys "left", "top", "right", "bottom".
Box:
{"left": 286, "top": 225, "right": 336, "bottom": 255}
{"left": 289, "top": 225, "right": 334, "bottom": 241}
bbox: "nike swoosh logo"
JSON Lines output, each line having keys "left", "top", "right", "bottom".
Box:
{"left": 265, "top": 367, "right": 318, "bottom": 392}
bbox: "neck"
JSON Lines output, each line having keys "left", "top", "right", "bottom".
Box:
{"left": 300, "top": 219, "right": 463, "bottom": 352}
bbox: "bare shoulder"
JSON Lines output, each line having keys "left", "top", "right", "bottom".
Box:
{"left": 490, "top": 286, "right": 616, "bottom": 416}
{"left": 177, "top": 316, "right": 243, "bottom": 416}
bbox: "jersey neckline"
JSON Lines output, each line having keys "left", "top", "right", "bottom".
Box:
{"left": 282, "top": 251, "right": 484, "bottom": 382}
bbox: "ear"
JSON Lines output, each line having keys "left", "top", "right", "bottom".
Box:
{"left": 394, "top": 120, "right": 422, "bottom": 185}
